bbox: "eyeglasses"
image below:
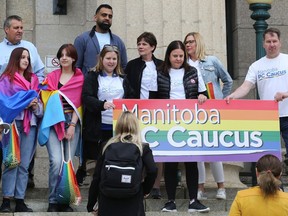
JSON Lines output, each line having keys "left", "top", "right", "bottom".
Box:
{"left": 184, "top": 40, "right": 196, "bottom": 45}
{"left": 103, "top": 44, "right": 119, "bottom": 52}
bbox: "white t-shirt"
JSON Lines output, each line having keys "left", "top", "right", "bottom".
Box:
{"left": 169, "top": 68, "right": 186, "bottom": 99}
{"left": 188, "top": 59, "right": 206, "bottom": 92}
{"left": 98, "top": 74, "right": 124, "bottom": 124}
{"left": 245, "top": 53, "right": 288, "bottom": 117}
{"left": 95, "top": 32, "right": 110, "bottom": 51}
{"left": 140, "top": 61, "right": 157, "bottom": 99}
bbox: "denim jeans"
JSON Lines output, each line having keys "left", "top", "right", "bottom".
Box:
{"left": 2, "top": 120, "right": 37, "bottom": 199}
{"left": 46, "top": 113, "right": 80, "bottom": 204}
{"left": 280, "top": 117, "right": 288, "bottom": 156}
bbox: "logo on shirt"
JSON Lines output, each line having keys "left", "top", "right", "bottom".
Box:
{"left": 258, "top": 68, "right": 286, "bottom": 81}
{"left": 190, "top": 79, "right": 196, "bottom": 84}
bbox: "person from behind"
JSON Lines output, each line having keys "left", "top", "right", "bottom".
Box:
{"left": 125, "top": 31, "right": 163, "bottom": 199}
{"left": 184, "top": 32, "right": 233, "bottom": 200}
{"left": 87, "top": 111, "right": 157, "bottom": 216}
{"left": 229, "top": 154, "right": 288, "bottom": 216}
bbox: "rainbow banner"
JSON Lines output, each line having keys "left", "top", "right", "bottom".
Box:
{"left": 2, "top": 122, "right": 21, "bottom": 168}
{"left": 113, "top": 99, "right": 281, "bottom": 162}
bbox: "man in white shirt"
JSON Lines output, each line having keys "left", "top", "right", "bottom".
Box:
{"left": 225, "top": 27, "right": 288, "bottom": 164}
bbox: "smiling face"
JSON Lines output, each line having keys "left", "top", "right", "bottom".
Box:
{"left": 169, "top": 48, "right": 185, "bottom": 69}
{"left": 102, "top": 51, "right": 118, "bottom": 74}
{"left": 59, "top": 48, "right": 75, "bottom": 69}
{"left": 19, "top": 50, "right": 30, "bottom": 74}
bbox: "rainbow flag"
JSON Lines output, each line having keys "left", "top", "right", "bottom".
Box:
{"left": 2, "top": 122, "right": 21, "bottom": 169}
{"left": 113, "top": 99, "right": 281, "bottom": 162}
{"left": 206, "top": 82, "right": 215, "bottom": 99}
{"left": 56, "top": 159, "right": 82, "bottom": 205}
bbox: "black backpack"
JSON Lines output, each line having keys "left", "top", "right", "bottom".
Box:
{"left": 100, "top": 142, "right": 143, "bottom": 199}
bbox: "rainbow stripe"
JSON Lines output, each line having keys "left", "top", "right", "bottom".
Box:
{"left": 206, "top": 82, "right": 215, "bottom": 99}
{"left": 2, "top": 122, "right": 21, "bottom": 168}
{"left": 113, "top": 99, "right": 281, "bottom": 162}
{"left": 56, "top": 160, "right": 82, "bottom": 205}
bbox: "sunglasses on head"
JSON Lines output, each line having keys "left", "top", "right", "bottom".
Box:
{"left": 103, "top": 44, "right": 119, "bottom": 51}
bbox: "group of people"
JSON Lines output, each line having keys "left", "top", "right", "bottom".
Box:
{"left": 1, "top": 2, "right": 288, "bottom": 216}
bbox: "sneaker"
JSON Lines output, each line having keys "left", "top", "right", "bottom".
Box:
{"left": 197, "top": 190, "right": 207, "bottom": 200}
{"left": 76, "top": 168, "right": 87, "bottom": 186}
{"left": 161, "top": 200, "right": 177, "bottom": 212}
{"left": 216, "top": 188, "right": 226, "bottom": 200}
{"left": 0, "top": 200, "right": 11, "bottom": 213}
{"left": 15, "top": 200, "right": 33, "bottom": 212}
{"left": 188, "top": 200, "right": 210, "bottom": 213}
{"left": 150, "top": 188, "right": 162, "bottom": 199}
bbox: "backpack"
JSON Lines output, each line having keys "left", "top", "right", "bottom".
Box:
{"left": 99, "top": 142, "right": 143, "bottom": 199}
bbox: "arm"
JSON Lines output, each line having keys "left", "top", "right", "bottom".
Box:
{"left": 87, "top": 154, "right": 104, "bottom": 212}
{"left": 142, "top": 144, "right": 157, "bottom": 196}
{"left": 212, "top": 57, "right": 233, "bottom": 98}
{"left": 65, "top": 111, "right": 79, "bottom": 140}
{"left": 225, "top": 80, "right": 254, "bottom": 103}
{"left": 82, "top": 73, "right": 105, "bottom": 112}
{"left": 74, "top": 35, "right": 85, "bottom": 70}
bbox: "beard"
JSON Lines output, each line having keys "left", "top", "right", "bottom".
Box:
{"left": 97, "top": 21, "right": 111, "bottom": 31}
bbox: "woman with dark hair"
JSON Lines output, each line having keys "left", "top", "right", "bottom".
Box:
{"left": 81, "top": 44, "right": 134, "bottom": 168}
{"left": 0, "top": 47, "right": 43, "bottom": 212}
{"left": 229, "top": 154, "right": 288, "bottom": 216}
{"left": 125, "top": 32, "right": 163, "bottom": 198}
{"left": 157, "top": 40, "right": 210, "bottom": 213}
{"left": 38, "top": 44, "right": 84, "bottom": 212}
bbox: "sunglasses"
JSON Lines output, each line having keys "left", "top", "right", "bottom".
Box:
{"left": 103, "top": 44, "right": 119, "bottom": 52}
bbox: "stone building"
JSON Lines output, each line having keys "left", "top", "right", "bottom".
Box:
{"left": 0, "top": 0, "right": 287, "bottom": 188}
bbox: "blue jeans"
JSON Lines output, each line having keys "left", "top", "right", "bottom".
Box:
{"left": 46, "top": 113, "right": 80, "bottom": 204}
{"left": 280, "top": 117, "right": 288, "bottom": 156}
{"left": 2, "top": 120, "right": 37, "bottom": 199}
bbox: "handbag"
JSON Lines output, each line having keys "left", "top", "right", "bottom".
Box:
{"left": 55, "top": 141, "right": 82, "bottom": 205}
{"left": 2, "top": 121, "right": 20, "bottom": 169}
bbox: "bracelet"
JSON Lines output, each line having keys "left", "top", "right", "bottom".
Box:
{"left": 68, "top": 122, "right": 76, "bottom": 127}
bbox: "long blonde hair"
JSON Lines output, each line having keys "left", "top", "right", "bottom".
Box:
{"left": 184, "top": 32, "right": 207, "bottom": 61}
{"left": 103, "top": 111, "right": 143, "bottom": 155}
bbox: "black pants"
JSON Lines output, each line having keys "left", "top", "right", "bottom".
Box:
{"left": 164, "top": 162, "right": 198, "bottom": 200}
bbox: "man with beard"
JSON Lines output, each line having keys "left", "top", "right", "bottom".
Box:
{"left": 74, "top": 4, "right": 127, "bottom": 76}
{"left": 74, "top": 4, "right": 128, "bottom": 186}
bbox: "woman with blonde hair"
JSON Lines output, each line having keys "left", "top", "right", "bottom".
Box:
{"left": 229, "top": 154, "right": 288, "bottom": 215}
{"left": 87, "top": 111, "right": 157, "bottom": 216}
{"left": 81, "top": 45, "right": 134, "bottom": 178}
{"left": 184, "top": 32, "right": 233, "bottom": 200}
